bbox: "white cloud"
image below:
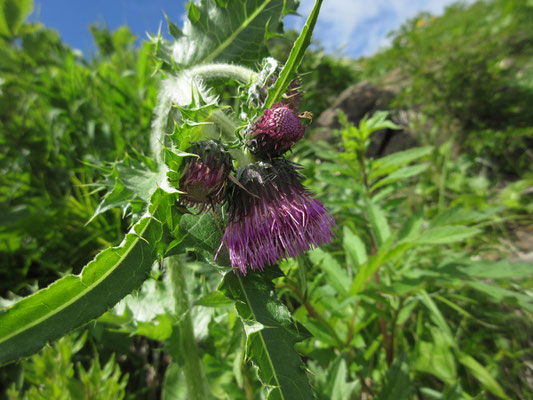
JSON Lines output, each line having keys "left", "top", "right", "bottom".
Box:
{"left": 286, "top": 0, "right": 467, "bottom": 57}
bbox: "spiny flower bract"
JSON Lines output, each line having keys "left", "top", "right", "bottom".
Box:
{"left": 247, "top": 103, "right": 305, "bottom": 157}
{"left": 178, "top": 140, "right": 232, "bottom": 212}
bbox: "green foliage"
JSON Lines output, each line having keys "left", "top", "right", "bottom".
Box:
{"left": 6, "top": 332, "right": 127, "bottom": 400}
{"left": 265, "top": 0, "right": 322, "bottom": 108}
{"left": 0, "top": 19, "right": 157, "bottom": 296}
{"left": 1, "top": 0, "right": 533, "bottom": 399}
{"left": 360, "top": 0, "right": 533, "bottom": 176}
{"left": 293, "top": 111, "right": 533, "bottom": 399}
{"left": 0, "top": 0, "right": 33, "bottom": 38}
{"left": 0, "top": 189, "right": 173, "bottom": 365}
{"left": 221, "top": 269, "right": 314, "bottom": 399}
{"left": 155, "top": 0, "right": 298, "bottom": 68}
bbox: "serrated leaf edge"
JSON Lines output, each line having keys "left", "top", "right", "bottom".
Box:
{"left": 0, "top": 196, "right": 162, "bottom": 348}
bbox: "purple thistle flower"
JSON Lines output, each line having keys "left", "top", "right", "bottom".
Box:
{"left": 247, "top": 103, "right": 305, "bottom": 157}
{"left": 218, "top": 159, "right": 336, "bottom": 274}
{"left": 178, "top": 140, "right": 232, "bottom": 211}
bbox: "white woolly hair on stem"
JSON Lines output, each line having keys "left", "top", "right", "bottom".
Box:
{"left": 150, "top": 63, "right": 258, "bottom": 164}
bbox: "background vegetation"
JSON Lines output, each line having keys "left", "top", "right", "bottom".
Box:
{"left": 1, "top": 0, "right": 532, "bottom": 398}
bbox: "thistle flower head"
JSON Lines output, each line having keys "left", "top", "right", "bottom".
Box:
{"left": 219, "top": 159, "right": 336, "bottom": 274}
{"left": 247, "top": 103, "right": 305, "bottom": 157}
{"left": 178, "top": 140, "right": 232, "bottom": 211}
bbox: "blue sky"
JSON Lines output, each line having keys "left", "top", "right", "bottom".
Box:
{"left": 33, "top": 0, "right": 462, "bottom": 58}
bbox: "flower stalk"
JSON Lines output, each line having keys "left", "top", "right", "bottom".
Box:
{"left": 168, "top": 256, "right": 209, "bottom": 400}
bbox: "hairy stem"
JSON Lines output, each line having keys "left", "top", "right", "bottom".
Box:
{"left": 151, "top": 63, "right": 257, "bottom": 163}
{"left": 211, "top": 109, "right": 239, "bottom": 140}
{"left": 190, "top": 64, "right": 257, "bottom": 84}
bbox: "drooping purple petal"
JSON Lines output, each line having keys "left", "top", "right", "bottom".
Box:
{"left": 219, "top": 160, "right": 336, "bottom": 274}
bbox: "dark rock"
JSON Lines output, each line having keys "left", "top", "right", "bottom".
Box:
{"left": 311, "top": 81, "right": 417, "bottom": 158}
{"left": 315, "top": 81, "right": 394, "bottom": 130}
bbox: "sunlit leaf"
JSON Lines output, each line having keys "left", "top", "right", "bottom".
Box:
{"left": 164, "top": 0, "right": 297, "bottom": 68}
{"left": 0, "top": 189, "right": 172, "bottom": 365}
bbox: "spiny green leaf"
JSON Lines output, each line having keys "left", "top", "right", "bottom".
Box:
{"left": 0, "top": 189, "right": 172, "bottom": 366}
{"left": 165, "top": 0, "right": 297, "bottom": 68}
{"left": 164, "top": 11, "right": 183, "bottom": 39}
{"left": 265, "top": 0, "right": 323, "bottom": 108}
{"left": 221, "top": 269, "right": 314, "bottom": 399}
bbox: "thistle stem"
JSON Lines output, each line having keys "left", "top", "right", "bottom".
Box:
{"left": 210, "top": 109, "right": 238, "bottom": 140}
{"left": 151, "top": 63, "right": 257, "bottom": 163}
{"left": 168, "top": 256, "right": 209, "bottom": 400}
{"left": 190, "top": 64, "right": 257, "bottom": 84}
{"left": 210, "top": 110, "right": 254, "bottom": 166}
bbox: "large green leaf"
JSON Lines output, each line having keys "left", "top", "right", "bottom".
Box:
{"left": 369, "top": 146, "right": 433, "bottom": 180}
{"left": 377, "top": 354, "right": 412, "bottom": 400}
{"left": 0, "top": 189, "right": 172, "bottom": 365}
{"left": 221, "top": 269, "right": 314, "bottom": 399}
{"left": 411, "top": 225, "right": 481, "bottom": 245}
{"left": 0, "top": 0, "right": 33, "bottom": 38}
{"left": 165, "top": 0, "right": 297, "bottom": 68}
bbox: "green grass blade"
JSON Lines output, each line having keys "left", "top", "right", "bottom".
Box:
{"left": 265, "top": 0, "right": 323, "bottom": 108}
{"left": 0, "top": 189, "right": 170, "bottom": 366}
{"left": 458, "top": 353, "right": 510, "bottom": 400}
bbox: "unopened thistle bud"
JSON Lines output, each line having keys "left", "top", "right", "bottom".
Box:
{"left": 247, "top": 103, "right": 305, "bottom": 157}
{"left": 178, "top": 140, "right": 232, "bottom": 211}
{"left": 217, "top": 159, "right": 336, "bottom": 274}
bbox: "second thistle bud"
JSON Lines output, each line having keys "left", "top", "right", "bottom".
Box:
{"left": 247, "top": 103, "right": 305, "bottom": 157}
{"left": 178, "top": 140, "right": 232, "bottom": 211}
